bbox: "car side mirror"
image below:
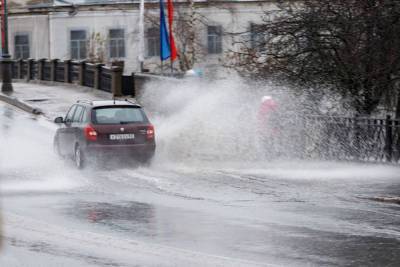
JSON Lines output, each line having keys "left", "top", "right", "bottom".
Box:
{"left": 54, "top": 117, "right": 64, "bottom": 124}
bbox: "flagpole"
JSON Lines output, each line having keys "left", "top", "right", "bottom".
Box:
{"left": 159, "top": 0, "right": 170, "bottom": 76}
{"left": 138, "top": 0, "right": 145, "bottom": 72}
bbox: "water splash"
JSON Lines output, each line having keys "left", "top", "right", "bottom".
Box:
{"left": 139, "top": 75, "right": 314, "bottom": 165}
{"left": 0, "top": 105, "right": 84, "bottom": 193}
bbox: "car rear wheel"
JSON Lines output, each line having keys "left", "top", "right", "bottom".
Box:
{"left": 74, "top": 145, "right": 85, "bottom": 169}
{"left": 139, "top": 152, "right": 155, "bottom": 166}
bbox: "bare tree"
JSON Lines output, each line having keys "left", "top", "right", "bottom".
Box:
{"left": 175, "top": 0, "right": 198, "bottom": 72}
{"left": 229, "top": 0, "right": 400, "bottom": 116}
{"left": 87, "top": 32, "right": 106, "bottom": 63}
{"left": 144, "top": 1, "right": 210, "bottom": 73}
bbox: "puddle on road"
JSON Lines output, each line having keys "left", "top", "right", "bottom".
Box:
{"left": 70, "top": 200, "right": 266, "bottom": 256}
{"left": 68, "top": 200, "right": 400, "bottom": 266}
{"left": 71, "top": 201, "right": 162, "bottom": 238}
{"left": 76, "top": 201, "right": 155, "bottom": 226}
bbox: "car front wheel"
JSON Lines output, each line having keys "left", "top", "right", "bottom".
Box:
{"left": 53, "top": 137, "right": 64, "bottom": 159}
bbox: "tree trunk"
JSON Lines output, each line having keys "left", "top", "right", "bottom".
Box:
{"left": 396, "top": 90, "right": 400, "bottom": 119}
{"left": 186, "top": 0, "right": 196, "bottom": 70}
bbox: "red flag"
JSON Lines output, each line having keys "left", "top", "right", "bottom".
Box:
{"left": 167, "top": 0, "right": 178, "bottom": 61}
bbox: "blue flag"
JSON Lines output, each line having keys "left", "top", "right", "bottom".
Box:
{"left": 159, "top": 0, "right": 171, "bottom": 61}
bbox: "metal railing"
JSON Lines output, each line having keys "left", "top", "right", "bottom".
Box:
{"left": 270, "top": 114, "right": 400, "bottom": 163}
{"left": 8, "top": 58, "right": 135, "bottom": 97}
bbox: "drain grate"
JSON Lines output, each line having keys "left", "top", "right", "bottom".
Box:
{"left": 369, "top": 196, "right": 400, "bottom": 205}
{"left": 25, "top": 99, "right": 49, "bottom": 102}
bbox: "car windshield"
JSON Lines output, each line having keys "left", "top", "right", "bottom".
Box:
{"left": 92, "top": 106, "right": 147, "bottom": 124}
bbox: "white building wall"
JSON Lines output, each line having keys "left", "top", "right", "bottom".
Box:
{"left": 49, "top": 9, "right": 142, "bottom": 73}
{"left": 9, "top": 15, "right": 50, "bottom": 59}
{"left": 194, "top": 4, "right": 270, "bottom": 77}
{"left": 9, "top": 1, "right": 277, "bottom": 75}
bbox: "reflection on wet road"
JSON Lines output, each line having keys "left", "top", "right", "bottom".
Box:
{"left": 1, "top": 101, "right": 400, "bottom": 266}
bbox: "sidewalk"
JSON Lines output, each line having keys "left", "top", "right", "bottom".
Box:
{"left": 0, "top": 81, "right": 116, "bottom": 119}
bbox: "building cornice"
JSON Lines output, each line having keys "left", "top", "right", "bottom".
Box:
{"left": 10, "top": 0, "right": 282, "bottom": 16}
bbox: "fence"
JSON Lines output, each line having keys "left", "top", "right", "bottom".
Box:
{"left": 269, "top": 114, "right": 400, "bottom": 163}
{"left": 9, "top": 58, "right": 135, "bottom": 97}
{"left": 305, "top": 115, "right": 400, "bottom": 163}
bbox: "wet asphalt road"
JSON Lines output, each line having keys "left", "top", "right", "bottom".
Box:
{"left": 1, "top": 101, "right": 400, "bottom": 266}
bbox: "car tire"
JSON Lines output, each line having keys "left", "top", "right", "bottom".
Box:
{"left": 53, "top": 137, "right": 64, "bottom": 159}
{"left": 74, "top": 144, "right": 85, "bottom": 169}
{"left": 139, "top": 152, "right": 155, "bottom": 166}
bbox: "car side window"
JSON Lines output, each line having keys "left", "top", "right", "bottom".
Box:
{"left": 80, "top": 108, "right": 88, "bottom": 123}
{"left": 65, "top": 105, "right": 77, "bottom": 123}
{"left": 72, "top": 106, "right": 84, "bottom": 123}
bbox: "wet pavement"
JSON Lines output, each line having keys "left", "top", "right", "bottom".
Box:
{"left": 1, "top": 101, "right": 400, "bottom": 266}
{"left": 1, "top": 82, "right": 114, "bottom": 119}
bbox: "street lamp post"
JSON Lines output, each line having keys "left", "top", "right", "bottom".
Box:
{"left": 1, "top": 0, "right": 13, "bottom": 93}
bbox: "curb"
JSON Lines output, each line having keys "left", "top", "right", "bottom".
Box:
{"left": 369, "top": 196, "right": 400, "bottom": 205}
{"left": 0, "top": 93, "right": 43, "bottom": 115}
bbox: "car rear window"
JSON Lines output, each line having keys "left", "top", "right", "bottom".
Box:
{"left": 92, "top": 106, "right": 147, "bottom": 124}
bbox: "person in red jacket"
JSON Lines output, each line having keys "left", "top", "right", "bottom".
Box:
{"left": 257, "top": 96, "right": 280, "bottom": 157}
{"left": 257, "top": 96, "right": 278, "bottom": 131}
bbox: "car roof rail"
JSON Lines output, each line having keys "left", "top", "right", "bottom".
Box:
{"left": 77, "top": 99, "right": 93, "bottom": 105}
{"left": 125, "top": 99, "right": 142, "bottom": 107}
{"left": 125, "top": 98, "right": 138, "bottom": 104}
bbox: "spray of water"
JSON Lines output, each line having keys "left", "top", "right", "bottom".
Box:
{"left": 139, "top": 74, "right": 400, "bottom": 169}
{"left": 140, "top": 75, "right": 317, "bottom": 166}
{"left": 134, "top": 78, "right": 400, "bottom": 206}
{"left": 140, "top": 76, "right": 257, "bottom": 164}
{"left": 0, "top": 108, "right": 84, "bottom": 193}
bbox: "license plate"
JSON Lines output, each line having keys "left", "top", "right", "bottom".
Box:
{"left": 109, "top": 133, "right": 135, "bottom": 140}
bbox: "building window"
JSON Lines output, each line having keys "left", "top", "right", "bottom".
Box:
{"left": 109, "top": 29, "right": 125, "bottom": 58}
{"left": 70, "top": 30, "right": 87, "bottom": 60}
{"left": 207, "top": 25, "right": 222, "bottom": 54}
{"left": 147, "top": 27, "right": 160, "bottom": 57}
{"left": 250, "top": 23, "right": 266, "bottom": 51}
{"left": 14, "top": 34, "right": 30, "bottom": 59}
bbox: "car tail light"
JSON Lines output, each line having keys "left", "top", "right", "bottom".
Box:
{"left": 146, "top": 125, "right": 155, "bottom": 140}
{"left": 84, "top": 124, "right": 97, "bottom": 141}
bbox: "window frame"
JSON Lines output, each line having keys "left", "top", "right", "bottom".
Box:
{"left": 147, "top": 27, "right": 160, "bottom": 57}
{"left": 250, "top": 23, "right": 267, "bottom": 53}
{"left": 14, "top": 33, "right": 30, "bottom": 59}
{"left": 207, "top": 25, "right": 223, "bottom": 54}
{"left": 108, "top": 28, "right": 126, "bottom": 59}
{"left": 69, "top": 29, "right": 88, "bottom": 60}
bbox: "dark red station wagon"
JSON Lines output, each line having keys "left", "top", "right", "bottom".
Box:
{"left": 53, "top": 100, "right": 155, "bottom": 168}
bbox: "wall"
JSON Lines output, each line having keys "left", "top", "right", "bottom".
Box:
{"left": 9, "top": 14, "right": 50, "bottom": 59}
{"left": 8, "top": 1, "right": 277, "bottom": 75}
{"left": 49, "top": 9, "right": 140, "bottom": 72}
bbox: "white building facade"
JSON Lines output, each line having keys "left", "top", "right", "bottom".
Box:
{"left": 9, "top": 0, "right": 277, "bottom": 75}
